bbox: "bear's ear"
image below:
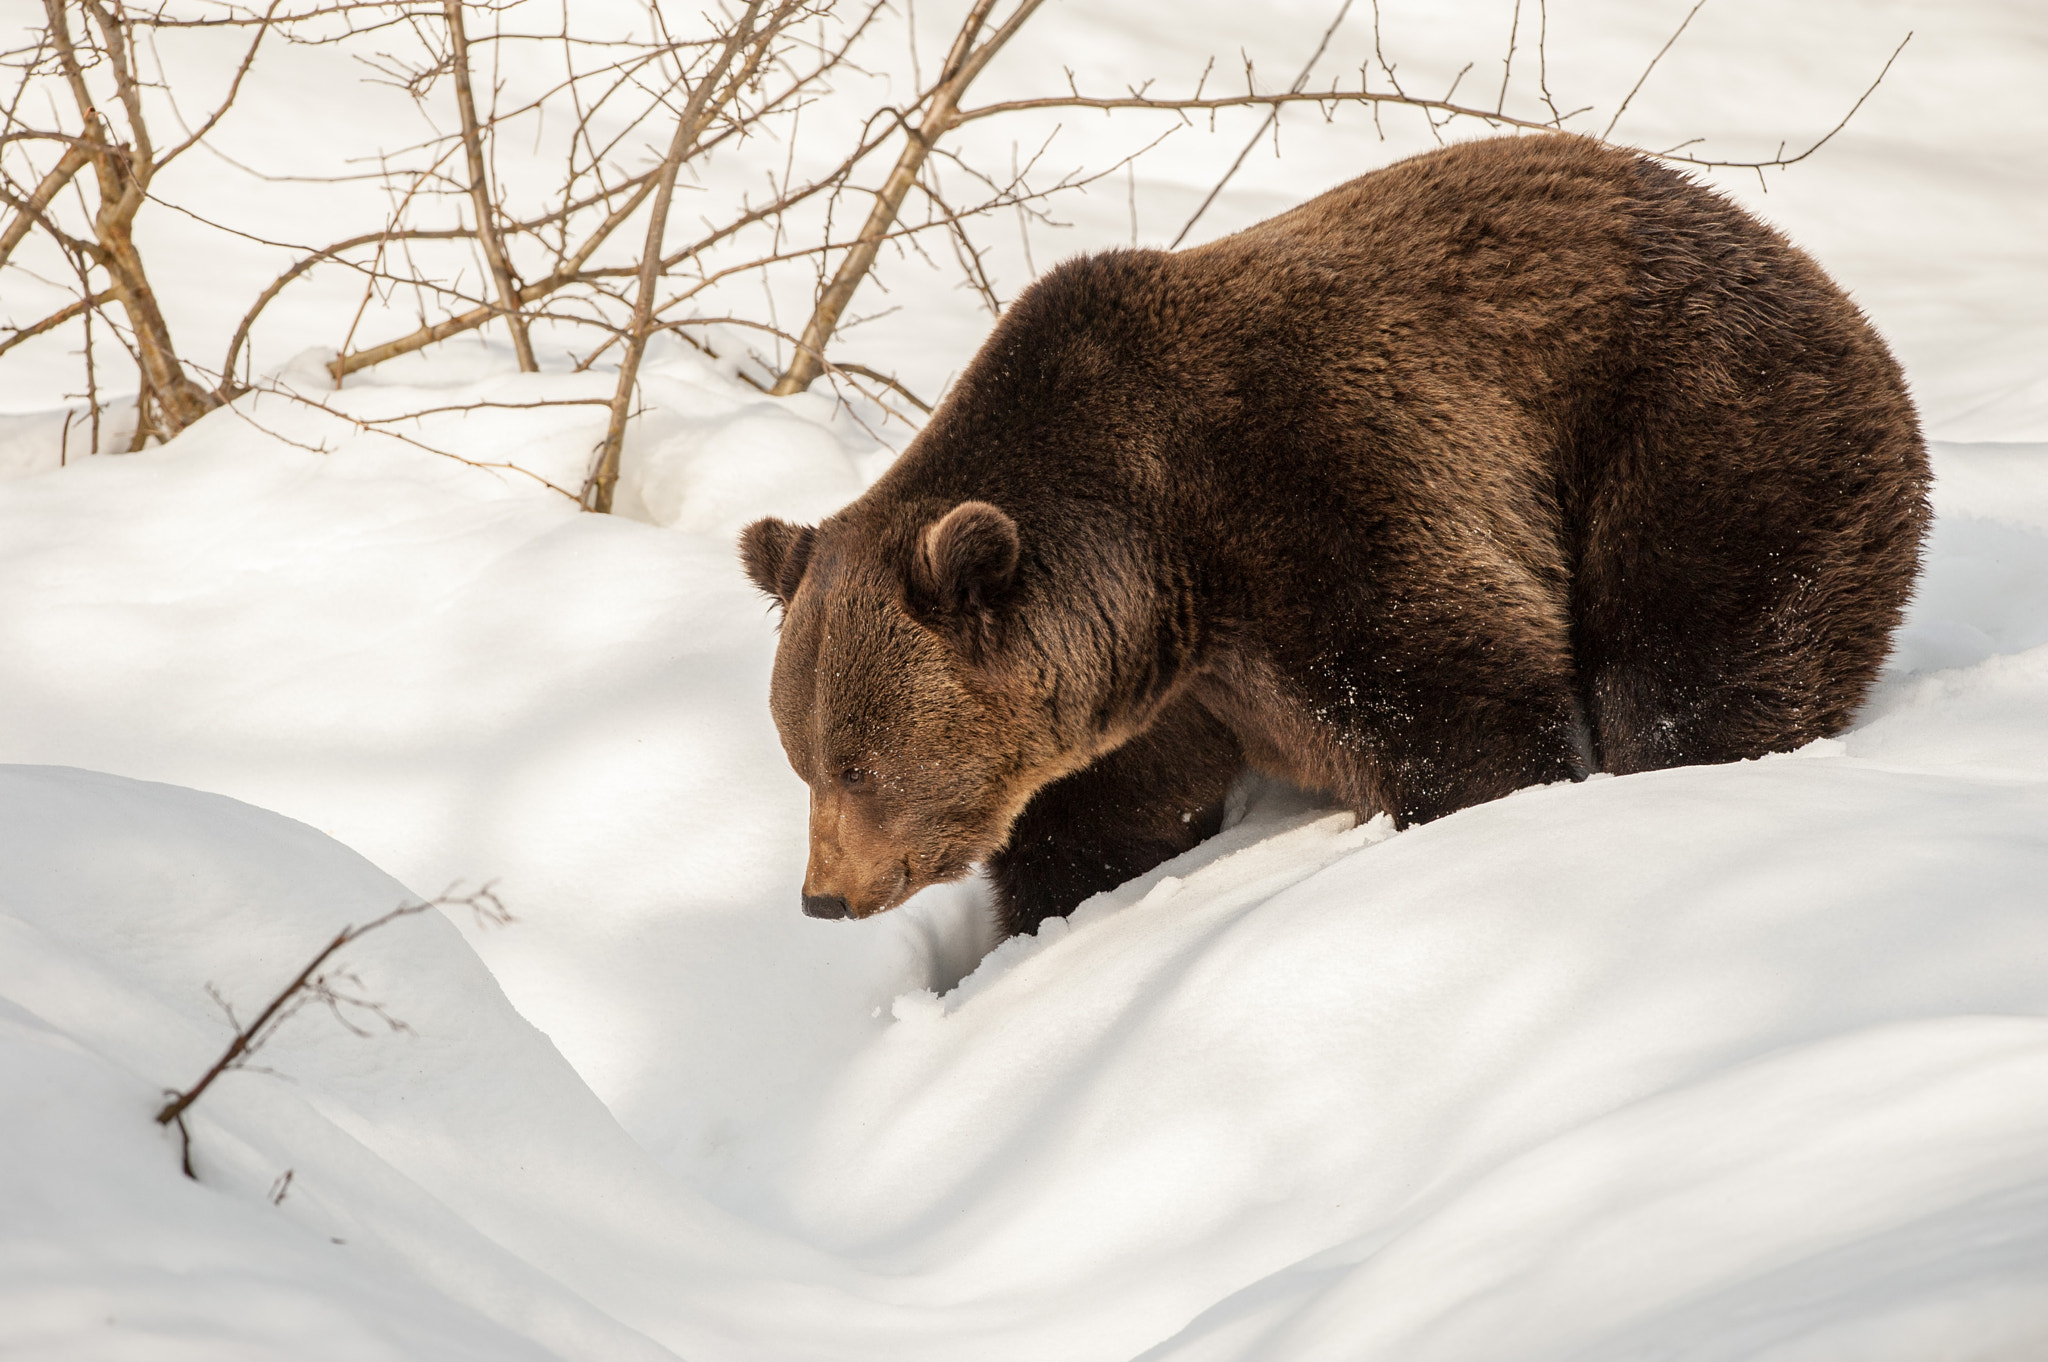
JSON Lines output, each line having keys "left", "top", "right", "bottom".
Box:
{"left": 738, "top": 517, "right": 817, "bottom": 608}
{"left": 907, "top": 500, "right": 1020, "bottom": 658}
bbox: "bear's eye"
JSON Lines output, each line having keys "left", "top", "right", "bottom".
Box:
{"left": 840, "top": 766, "right": 869, "bottom": 788}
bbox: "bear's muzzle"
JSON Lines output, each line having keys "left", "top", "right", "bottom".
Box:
{"left": 801, "top": 892, "right": 850, "bottom": 919}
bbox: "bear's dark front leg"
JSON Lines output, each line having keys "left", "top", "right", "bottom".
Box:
{"left": 988, "top": 695, "right": 1243, "bottom": 938}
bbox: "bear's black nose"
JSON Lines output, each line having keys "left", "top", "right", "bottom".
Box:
{"left": 802, "top": 893, "right": 850, "bottom": 919}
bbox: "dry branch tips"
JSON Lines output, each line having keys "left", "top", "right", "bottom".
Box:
{"left": 154, "top": 884, "right": 511, "bottom": 1180}
{"left": 772, "top": 0, "right": 1044, "bottom": 398}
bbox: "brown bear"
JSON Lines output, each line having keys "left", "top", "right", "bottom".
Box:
{"left": 740, "top": 133, "right": 1930, "bottom": 937}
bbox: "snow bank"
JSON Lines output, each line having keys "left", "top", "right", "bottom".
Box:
{"left": 0, "top": 766, "right": 672, "bottom": 1360}
{"left": 2, "top": 316, "right": 2046, "bottom": 1357}
{"left": 0, "top": 351, "right": 991, "bottom": 1222}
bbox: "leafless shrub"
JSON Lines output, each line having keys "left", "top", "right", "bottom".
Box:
{"left": 2, "top": 1, "right": 1909, "bottom": 498}
{"left": 1, "top": 0, "right": 294, "bottom": 445}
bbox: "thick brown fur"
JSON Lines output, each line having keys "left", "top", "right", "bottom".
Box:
{"left": 741, "top": 134, "right": 1930, "bottom": 937}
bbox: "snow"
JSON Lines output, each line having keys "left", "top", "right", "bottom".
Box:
{"left": 3, "top": 0, "right": 2046, "bottom": 1358}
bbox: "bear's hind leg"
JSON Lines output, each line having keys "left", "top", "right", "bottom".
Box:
{"left": 988, "top": 696, "right": 1243, "bottom": 937}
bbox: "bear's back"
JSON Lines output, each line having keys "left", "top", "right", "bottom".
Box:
{"left": 1169, "top": 134, "right": 1928, "bottom": 776}
{"left": 1035, "top": 134, "right": 1926, "bottom": 783}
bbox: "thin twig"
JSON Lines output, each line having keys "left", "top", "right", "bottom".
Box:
{"left": 772, "top": 0, "right": 1042, "bottom": 396}
{"left": 227, "top": 382, "right": 591, "bottom": 502}
{"left": 154, "top": 885, "right": 512, "bottom": 1179}
{"left": 444, "top": 0, "right": 536, "bottom": 370}
{"left": 1603, "top": 0, "right": 1707, "bottom": 141}
{"left": 960, "top": 84, "right": 1565, "bottom": 135}
{"left": 1659, "top": 32, "right": 1911, "bottom": 170}
{"left": 1171, "top": 0, "right": 1354, "bottom": 249}
{"left": 587, "top": 0, "right": 780, "bottom": 512}
{"left": 0, "top": 287, "right": 114, "bottom": 358}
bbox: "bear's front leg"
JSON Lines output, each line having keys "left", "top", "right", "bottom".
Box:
{"left": 987, "top": 695, "right": 1243, "bottom": 937}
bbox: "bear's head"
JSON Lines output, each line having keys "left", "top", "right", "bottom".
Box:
{"left": 740, "top": 501, "right": 1072, "bottom": 920}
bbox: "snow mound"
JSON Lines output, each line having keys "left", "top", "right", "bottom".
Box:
{"left": 8, "top": 741, "right": 2048, "bottom": 1358}
{"left": 0, "top": 766, "right": 676, "bottom": 1360}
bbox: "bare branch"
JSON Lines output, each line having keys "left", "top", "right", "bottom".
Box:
{"left": 0, "top": 287, "right": 115, "bottom": 359}
{"left": 958, "top": 84, "right": 1564, "bottom": 136}
{"left": 220, "top": 226, "right": 473, "bottom": 390}
{"left": 1171, "top": 0, "right": 1355, "bottom": 249}
{"left": 588, "top": 0, "right": 784, "bottom": 512}
{"left": 1535, "top": 0, "right": 1563, "bottom": 125}
{"left": 772, "top": 0, "right": 1041, "bottom": 397}
{"left": 154, "top": 884, "right": 513, "bottom": 1179}
{"left": 154, "top": 0, "right": 285, "bottom": 172}
{"left": 834, "top": 361, "right": 932, "bottom": 414}
{"left": 444, "top": 0, "right": 536, "bottom": 370}
{"left": 31, "top": 0, "right": 222, "bottom": 439}
{"left": 226, "top": 381, "right": 589, "bottom": 502}
{"left": 0, "top": 142, "right": 90, "bottom": 271}
{"left": 1659, "top": 32, "right": 1911, "bottom": 171}
{"left": 1603, "top": 0, "right": 1707, "bottom": 141}
{"left": 1496, "top": 0, "right": 1520, "bottom": 116}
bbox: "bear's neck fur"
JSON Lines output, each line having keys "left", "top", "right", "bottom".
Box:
{"left": 844, "top": 249, "right": 1214, "bottom": 769}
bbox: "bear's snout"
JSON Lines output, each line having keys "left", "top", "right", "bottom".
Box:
{"left": 801, "top": 856, "right": 911, "bottom": 920}
{"left": 801, "top": 893, "right": 850, "bottom": 919}
{"left": 801, "top": 781, "right": 924, "bottom": 919}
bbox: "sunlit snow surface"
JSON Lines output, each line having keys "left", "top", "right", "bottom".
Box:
{"left": 3, "top": 0, "right": 2047, "bottom": 1357}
